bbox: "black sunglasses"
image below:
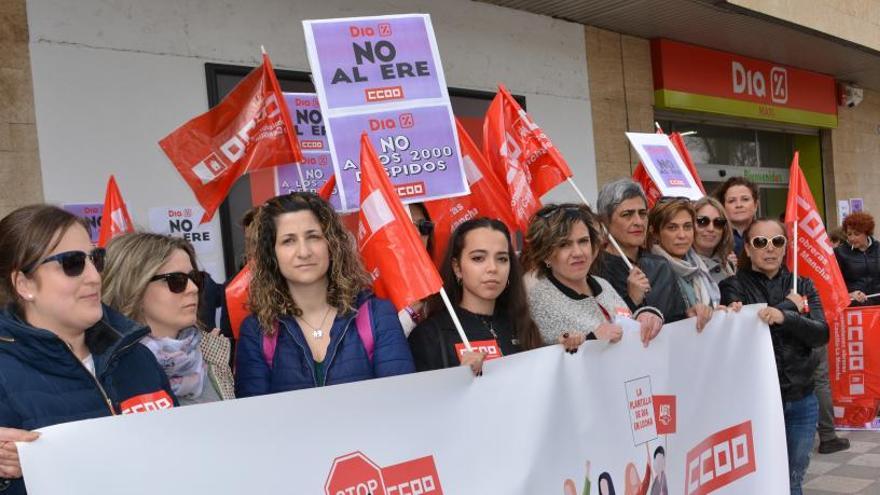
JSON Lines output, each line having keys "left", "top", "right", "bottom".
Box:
{"left": 24, "top": 248, "right": 106, "bottom": 277}
{"left": 696, "top": 216, "right": 728, "bottom": 229}
{"left": 149, "top": 270, "right": 203, "bottom": 294}
{"left": 750, "top": 235, "right": 787, "bottom": 250}
{"left": 414, "top": 219, "right": 434, "bottom": 236}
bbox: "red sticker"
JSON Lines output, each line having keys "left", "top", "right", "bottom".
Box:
{"left": 120, "top": 390, "right": 175, "bottom": 415}
{"left": 454, "top": 339, "right": 502, "bottom": 362}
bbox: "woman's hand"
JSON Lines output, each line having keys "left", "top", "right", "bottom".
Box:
{"left": 850, "top": 291, "right": 868, "bottom": 304}
{"left": 0, "top": 427, "right": 40, "bottom": 479}
{"left": 786, "top": 291, "right": 806, "bottom": 312}
{"left": 626, "top": 266, "right": 651, "bottom": 306}
{"left": 558, "top": 332, "right": 587, "bottom": 353}
{"left": 595, "top": 323, "right": 623, "bottom": 343}
{"left": 723, "top": 301, "right": 743, "bottom": 313}
{"left": 636, "top": 312, "right": 662, "bottom": 347}
{"left": 459, "top": 350, "right": 486, "bottom": 376}
{"left": 758, "top": 307, "right": 785, "bottom": 325}
{"left": 687, "top": 304, "right": 714, "bottom": 332}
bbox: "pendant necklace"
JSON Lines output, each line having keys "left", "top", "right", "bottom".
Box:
{"left": 298, "top": 306, "right": 333, "bottom": 339}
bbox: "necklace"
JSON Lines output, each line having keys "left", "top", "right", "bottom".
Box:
{"left": 297, "top": 306, "right": 333, "bottom": 339}
{"left": 477, "top": 314, "right": 498, "bottom": 339}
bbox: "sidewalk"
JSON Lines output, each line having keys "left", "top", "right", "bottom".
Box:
{"left": 804, "top": 430, "right": 880, "bottom": 494}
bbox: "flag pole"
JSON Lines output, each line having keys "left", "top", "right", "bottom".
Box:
{"left": 262, "top": 45, "right": 307, "bottom": 193}
{"left": 793, "top": 212, "right": 799, "bottom": 294}
{"left": 566, "top": 177, "right": 634, "bottom": 271}
{"left": 439, "top": 287, "right": 474, "bottom": 352}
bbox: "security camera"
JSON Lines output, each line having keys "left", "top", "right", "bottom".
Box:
{"left": 839, "top": 84, "right": 864, "bottom": 108}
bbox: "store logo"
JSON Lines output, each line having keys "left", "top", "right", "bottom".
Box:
{"left": 325, "top": 451, "right": 443, "bottom": 495}
{"left": 685, "top": 421, "right": 756, "bottom": 495}
{"left": 732, "top": 61, "right": 788, "bottom": 105}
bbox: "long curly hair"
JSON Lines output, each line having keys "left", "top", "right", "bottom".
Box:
{"left": 434, "top": 218, "right": 543, "bottom": 351}
{"left": 248, "top": 192, "right": 369, "bottom": 335}
{"left": 521, "top": 203, "right": 603, "bottom": 277}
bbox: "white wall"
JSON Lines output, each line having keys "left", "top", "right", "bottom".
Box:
{"left": 27, "top": 0, "right": 597, "bottom": 278}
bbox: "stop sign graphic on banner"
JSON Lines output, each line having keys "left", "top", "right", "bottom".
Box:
{"left": 325, "top": 451, "right": 386, "bottom": 495}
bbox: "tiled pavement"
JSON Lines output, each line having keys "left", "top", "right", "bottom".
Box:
{"left": 804, "top": 430, "right": 880, "bottom": 494}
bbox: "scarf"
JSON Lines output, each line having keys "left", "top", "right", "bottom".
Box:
{"left": 651, "top": 245, "right": 720, "bottom": 307}
{"left": 141, "top": 326, "right": 206, "bottom": 400}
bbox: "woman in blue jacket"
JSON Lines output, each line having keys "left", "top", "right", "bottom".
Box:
{"left": 235, "top": 192, "right": 414, "bottom": 397}
{"left": 0, "top": 205, "right": 176, "bottom": 494}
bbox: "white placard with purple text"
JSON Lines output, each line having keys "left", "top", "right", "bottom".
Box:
{"left": 626, "top": 132, "right": 703, "bottom": 200}
{"left": 303, "top": 14, "right": 468, "bottom": 211}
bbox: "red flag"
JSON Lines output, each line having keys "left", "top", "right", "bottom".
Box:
{"left": 318, "top": 173, "right": 336, "bottom": 201}
{"left": 784, "top": 152, "right": 850, "bottom": 319}
{"left": 633, "top": 132, "right": 704, "bottom": 208}
{"left": 357, "top": 133, "right": 443, "bottom": 311}
{"left": 96, "top": 175, "right": 135, "bottom": 247}
{"left": 159, "top": 52, "right": 303, "bottom": 223}
{"left": 424, "top": 119, "right": 516, "bottom": 265}
{"left": 225, "top": 266, "right": 252, "bottom": 340}
{"left": 483, "top": 85, "right": 547, "bottom": 231}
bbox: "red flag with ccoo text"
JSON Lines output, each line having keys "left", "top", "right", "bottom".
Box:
{"left": 96, "top": 175, "right": 135, "bottom": 247}
{"left": 784, "top": 152, "right": 850, "bottom": 319}
{"left": 357, "top": 133, "right": 443, "bottom": 311}
{"left": 483, "top": 85, "right": 555, "bottom": 232}
{"left": 159, "top": 52, "right": 303, "bottom": 223}
{"left": 424, "top": 119, "right": 516, "bottom": 265}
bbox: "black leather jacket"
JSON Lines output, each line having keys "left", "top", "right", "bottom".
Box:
{"left": 596, "top": 250, "right": 689, "bottom": 323}
{"left": 834, "top": 239, "right": 880, "bottom": 306}
{"left": 719, "top": 267, "right": 829, "bottom": 402}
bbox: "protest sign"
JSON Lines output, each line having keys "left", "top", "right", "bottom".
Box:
{"left": 20, "top": 306, "right": 788, "bottom": 494}
{"left": 626, "top": 132, "right": 703, "bottom": 200}
{"left": 304, "top": 14, "right": 468, "bottom": 211}
{"left": 830, "top": 306, "right": 880, "bottom": 427}
{"left": 62, "top": 203, "right": 103, "bottom": 244}
{"left": 148, "top": 206, "right": 224, "bottom": 281}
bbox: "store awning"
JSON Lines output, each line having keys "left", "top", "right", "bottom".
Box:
{"left": 475, "top": 0, "right": 880, "bottom": 91}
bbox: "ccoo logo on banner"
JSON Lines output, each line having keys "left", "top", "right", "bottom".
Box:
{"left": 325, "top": 451, "right": 443, "bottom": 495}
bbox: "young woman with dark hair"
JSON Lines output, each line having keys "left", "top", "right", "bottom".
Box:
{"left": 235, "top": 192, "right": 414, "bottom": 396}
{"left": 408, "top": 218, "right": 542, "bottom": 373}
{"left": 0, "top": 205, "right": 175, "bottom": 494}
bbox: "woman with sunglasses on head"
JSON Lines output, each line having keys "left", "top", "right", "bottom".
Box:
{"left": 398, "top": 203, "right": 435, "bottom": 336}
{"left": 408, "top": 218, "right": 542, "bottom": 373}
{"left": 0, "top": 205, "right": 176, "bottom": 494}
{"left": 719, "top": 219, "right": 828, "bottom": 495}
{"left": 235, "top": 192, "right": 414, "bottom": 397}
{"left": 692, "top": 197, "right": 736, "bottom": 284}
{"left": 102, "top": 233, "right": 235, "bottom": 405}
{"left": 522, "top": 203, "right": 664, "bottom": 350}
{"left": 646, "top": 198, "right": 729, "bottom": 320}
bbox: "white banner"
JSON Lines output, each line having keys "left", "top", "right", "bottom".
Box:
{"left": 19, "top": 305, "right": 787, "bottom": 494}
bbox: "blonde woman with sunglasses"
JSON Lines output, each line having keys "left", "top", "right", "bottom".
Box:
{"left": 103, "top": 233, "right": 235, "bottom": 405}
{"left": 719, "top": 218, "right": 828, "bottom": 495}
{"left": 692, "top": 197, "right": 736, "bottom": 284}
{"left": 0, "top": 206, "right": 176, "bottom": 493}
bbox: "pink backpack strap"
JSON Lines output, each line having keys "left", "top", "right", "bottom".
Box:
{"left": 262, "top": 322, "right": 279, "bottom": 369}
{"left": 355, "top": 300, "right": 374, "bottom": 363}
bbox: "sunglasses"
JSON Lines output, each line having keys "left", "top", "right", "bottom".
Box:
{"left": 149, "top": 270, "right": 203, "bottom": 294}
{"left": 537, "top": 204, "right": 583, "bottom": 220}
{"left": 696, "top": 216, "right": 727, "bottom": 229}
{"left": 24, "top": 248, "right": 106, "bottom": 277}
{"left": 749, "top": 235, "right": 787, "bottom": 250}
{"left": 414, "top": 219, "right": 434, "bottom": 236}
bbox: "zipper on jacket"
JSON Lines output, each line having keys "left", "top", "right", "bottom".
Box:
{"left": 281, "top": 321, "right": 320, "bottom": 387}
{"left": 62, "top": 343, "right": 116, "bottom": 415}
{"left": 282, "top": 316, "right": 355, "bottom": 386}
{"left": 322, "top": 317, "right": 356, "bottom": 383}
{"left": 0, "top": 336, "right": 13, "bottom": 343}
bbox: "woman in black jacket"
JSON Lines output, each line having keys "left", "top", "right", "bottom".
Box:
{"left": 834, "top": 211, "right": 880, "bottom": 306}
{"left": 408, "top": 218, "right": 543, "bottom": 373}
{"left": 719, "top": 218, "right": 828, "bottom": 495}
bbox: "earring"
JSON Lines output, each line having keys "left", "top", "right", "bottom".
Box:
{"left": 456, "top": 277, "right": 462, "bottom": 286}
{"left": 25, "top": 294, "right": 34, "bottom": 301}
{"left": 545, "top": 261, "right": 551, "bottom": 268}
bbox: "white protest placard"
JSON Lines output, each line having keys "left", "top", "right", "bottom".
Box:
{"left": 626, "top": 375, "right": 658, "bottom": 446}
{"left": 303, "top": 14, "right": 468, "bottom": 211}
{"left": 19, "top": 306, "right": 788, "bottom": 494}
{"left": 626, "top": 132, "right": 703, "bottom": 200}
{"left": 148, "top": 206, "right": 223, "bottom": 282}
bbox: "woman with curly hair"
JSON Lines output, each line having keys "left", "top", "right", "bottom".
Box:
{"left": 835, "top": 211, "right": 880, "bottom": 306}
{"left": 234, "top": 192, "right": 414, "bottom": 397}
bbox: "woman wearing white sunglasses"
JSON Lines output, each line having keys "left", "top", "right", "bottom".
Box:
{"left": 719, "top": 218, "right": 828, "bottom": 495}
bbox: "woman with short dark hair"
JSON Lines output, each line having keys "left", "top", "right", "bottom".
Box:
{"left": 835, "top": 211, "right": 880, "bottom": 306}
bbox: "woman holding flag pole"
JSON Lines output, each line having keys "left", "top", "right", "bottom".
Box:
{"left": 408, "top": 218, "right": 542, "bottom": 372}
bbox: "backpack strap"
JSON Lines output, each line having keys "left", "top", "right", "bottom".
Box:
{"left": 262, "top": 322, "right": 279, "bottom": 369}
{"left": 355, "top": 300, "right": 374, "bottom": 363}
